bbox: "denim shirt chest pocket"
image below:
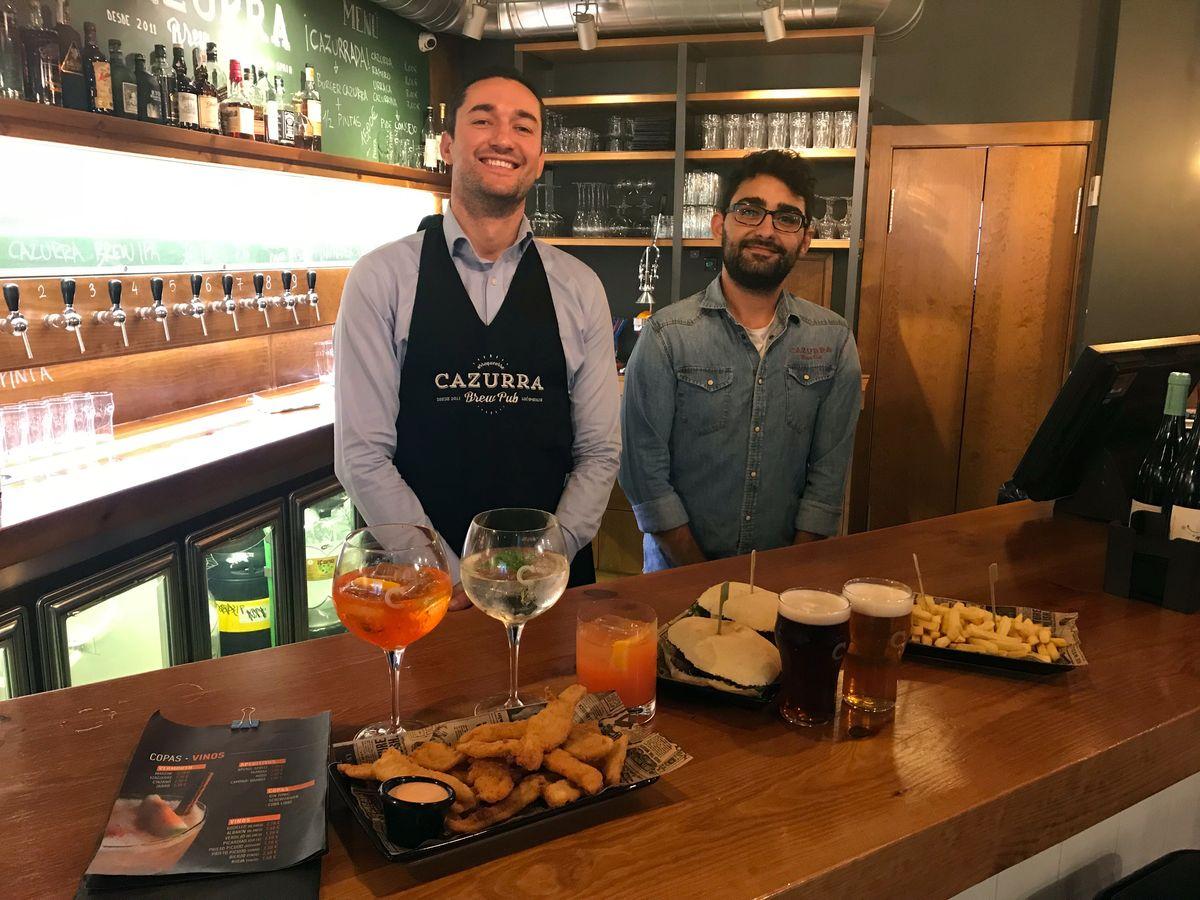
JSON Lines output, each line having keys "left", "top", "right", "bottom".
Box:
{"left": 675, "top": 365, "right": 734, "bottom": 437}
{"left": 785, "top": 360, "right": 835, "bottom": 433}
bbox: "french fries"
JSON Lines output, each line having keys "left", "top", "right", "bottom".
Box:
{"left": 909, "top": 594, "right": 1073, "bottom": 663}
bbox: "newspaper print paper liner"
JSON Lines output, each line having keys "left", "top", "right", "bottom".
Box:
{"left": 330, "top": 691, "right": 691, "bottom": 861}
{"left": 905, "top": 596, "right": 1087, "bottom": 673}
{"left": 656, "top": 606, "right": 780, "bottom": 703}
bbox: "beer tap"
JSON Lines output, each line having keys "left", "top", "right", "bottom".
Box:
{"left": 44, "top": 278, "right": 86, "bottom": 354}
{"left": 173, "top": 273, "right": 208, "bottom": 337}
{"left": 0, "top": 283, "right": 33, "bottom": 359}
{"left": 135, "top": 276, "right": 171, "bottom": 342}
{"left": 94, "top": 279, "right": 129, "bottom": 348}
{"left": 304, "top": 269, "right": 320, "bottom": 322}
{"left": 209, "top": 273, "right": 239, "bottom": 332}
{"left": 278, "top": 270, "right": 300, "bottom": 325}
{"left": 242, "top": 273, "right": 271, "bottom": 328}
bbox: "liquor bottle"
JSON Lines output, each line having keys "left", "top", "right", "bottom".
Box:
{"left": 293, "top": 64, "right": 321, "bottom": 151}
{"left": 219, "top": 58, "right": 253, "bottom": 138}
{"left": 107, "top": 38, "right": 135, "bottom": 118}
{"left": 422, "top": 104, "right": 437, "bottom": 170}
{"left": 149, "top": 44, "right": 173, "bottom": 126}
{"left": 193, "top": 47, "right": 218, "bottom": 134}
{"left": 80, "top": 20, "right": 108, "bottom": 113}
{"left": 133, "top": 53, "right": 161, "bottom": 123}
{"left": 436, "top": 101, "right": 447, "bottom": 173}
{"left": 171, "top": 44, "right": 197, "bottom": 130}
{"left": 204, "top": 41, "right": 225, "bottom": 101}
{"left": 19, "top": 1, "right": 60, "bottom": 105}
{"left": 52, "top": 0, "right": 84, "bottom": 109}
{"left": 0, "top": 1, "right": 22, "bottom": 99}
{"left": 263, "top": 71, "right": 280, "bottom": 144}
{"left": 1167, "top": 388, "right": 1200, "bottom": 543}
{"left": 1131, "top": 372, "right": 1192, "bottom": 522}
{"left": 275, "top": 74, "right": 297, "bottom": 146}
{"left": 247, "top": 63, "right": 266, "bottom": 141}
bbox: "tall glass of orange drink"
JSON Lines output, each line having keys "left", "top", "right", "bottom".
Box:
{"left": 576, "top": 599, "right": 657, "bottom": 725}
{"left": 333, "top": 524, "right": 451, "bottom": 739}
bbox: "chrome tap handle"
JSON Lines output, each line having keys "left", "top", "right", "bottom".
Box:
{"left": 175, "top": 273, "right": 208, "bottom": 336}
{"left": 57, "top": 278, "right": 86, "bottom": 354}
{"left": 149, "top": 276, "right": 170, "bottom": 341}
{"left": 306, "top": 269, "right": 320, "bottom": 322}
{"left": 2, "top": 283, "right": 32, "bottom": 359}
{"left": 214, "top": 273, "right": 239, "bottom": 332}
{"left": 251, "top": 273, "right": 271, "bottom": 328}
{"left": 103, "top": 279, "right": 129, "bottom": 348}
{"left": 280, "top": 270, "right": 299, "bottom": 324}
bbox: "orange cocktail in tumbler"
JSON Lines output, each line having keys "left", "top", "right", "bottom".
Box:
{"left": 333, "top": 524, "right": 451, "bottom": 740}
{"left": 576, "top": 599, "right": 657, "bottom": 724}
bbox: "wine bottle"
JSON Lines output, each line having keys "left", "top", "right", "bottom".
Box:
{"left": 1130, "top": 371, "right": 1192, "bottom": 522}
{"left": 1167, "top": 384, "right": 1200, "bottom": 543}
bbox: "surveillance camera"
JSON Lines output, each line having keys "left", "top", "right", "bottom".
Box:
{"left": 418, "top": 32, "right": 437, "bottom": 53}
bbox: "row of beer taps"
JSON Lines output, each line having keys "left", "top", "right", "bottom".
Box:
{"left": 0, "top": 270, "right": 321, "bottom": 360}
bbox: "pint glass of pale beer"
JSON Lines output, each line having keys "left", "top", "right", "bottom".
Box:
{"left": 775, "top": 589, "right": 850, "bottom": 726}
{"left": 841, "top": 578, "right": 914, "bottom": 715}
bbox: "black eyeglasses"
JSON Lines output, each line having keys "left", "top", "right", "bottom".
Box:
{"left": 727, "top": 202, "right": 810, "bottom": 233}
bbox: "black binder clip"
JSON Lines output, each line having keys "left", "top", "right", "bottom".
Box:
{"left": 231, "top": 706, "right": 259, "bottom": 731}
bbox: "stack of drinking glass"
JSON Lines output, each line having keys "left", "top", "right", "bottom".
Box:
{"left": 0, "top": 391, "right": 116, "bottom": 472}
{"left": 683, "top": 170, "right": 721, "bottom": 238}
{"left": 699, "top": 110, "right": 857, "bottom": 151}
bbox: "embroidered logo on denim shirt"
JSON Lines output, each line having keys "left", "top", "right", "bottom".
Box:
{"left": 792, "top": 345, "right": 834, "bottom": 360}
{"left": 434, "top": 354, "right": 545, "bottom": 415}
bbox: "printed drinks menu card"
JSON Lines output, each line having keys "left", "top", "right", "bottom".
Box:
{"left": 82, "top": 711, "right": 329, "bottom": 889}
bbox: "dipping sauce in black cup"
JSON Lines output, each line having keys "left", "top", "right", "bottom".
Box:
{"left": 379, "top": 776, "right": 454, "bottom": 847}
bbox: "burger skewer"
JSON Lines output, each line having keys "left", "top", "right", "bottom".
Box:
{"left": 748, "top": 550, "right": 758, "bottom": 594}
{"left": 912, "top": 552, "right": 926, "bottom": 598}
{"left": 987, "top": 562, "right": 999, "bottom": 620}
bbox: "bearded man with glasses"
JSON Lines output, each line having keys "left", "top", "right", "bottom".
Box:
{"left": 619, "top": 150, "right": 862, "bottom": 572}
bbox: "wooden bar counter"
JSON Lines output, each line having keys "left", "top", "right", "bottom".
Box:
{"left": 3, "top": 501, "right": 1199, "bottom": 898}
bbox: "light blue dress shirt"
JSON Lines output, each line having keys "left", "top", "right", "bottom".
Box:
{"left": 333, "top": 205, "right": 621, "bottom": 581}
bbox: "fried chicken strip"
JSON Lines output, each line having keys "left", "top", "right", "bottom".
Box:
{"left": 541, "top": 778, "right": 583, "bottom": 809}
{"left": 337, "top": 748, "right": 478, "bottom": 812}
{"left": 513, "top": 683, "right": 588, "bottom": 771}
{"left": 562, "top": 724, "right": 614, "bottom": 763}
{"left": 445, "top": 775, "right": 548, "bottom": 834}
{"left": 543, "top": 748, "right": 603, "bottom": 795}
{"left": 602, "top": 734, "right": 629, "bottom": 787}
{"left": 411, "top": 741, "right": 466, "bottom": 772}
{"left": 457, "top": 738, "right": 525, "bottom": 760}
{"left": 466, "top": 759, "right": 516, "bottom": 803}
{"left": 458, "top": 721, "right": 527, "bottom": 744}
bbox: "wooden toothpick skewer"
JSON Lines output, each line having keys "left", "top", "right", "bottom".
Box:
{"left": 749, "top": 550, "right": 757, "bottom": 593}
{"left": 988, "top": 563, "right": 999, "bottom": 620}
{"left": 912, "top": 552, "right": 926, "bottom": 599}
{"left": 717, "top": 581, "right": 730, "bottom": 635}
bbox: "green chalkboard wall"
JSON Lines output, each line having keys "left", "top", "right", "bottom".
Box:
{"left": 65, "top": 0, "right": 429, "bottom": 163}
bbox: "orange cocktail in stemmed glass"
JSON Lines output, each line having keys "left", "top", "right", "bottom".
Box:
{"left": 333, "top": 524, "right": 451, "bottom": 740}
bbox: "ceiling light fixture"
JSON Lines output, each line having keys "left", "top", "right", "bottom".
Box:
{"left": 574, "top": 2, "right": 598, "bottom": 51}
{"left": 758, "top": 0, "right": 787, "bottom": 43}
{"left": 462, "top": 0, "right": 490, "bottom": 41}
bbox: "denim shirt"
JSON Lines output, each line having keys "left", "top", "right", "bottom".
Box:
{"left": 619, "top": 277, "right": 862, "bottom": 572}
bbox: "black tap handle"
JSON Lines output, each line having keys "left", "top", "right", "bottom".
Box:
{"left": 150, "top": 277, "right": 164, "bottom": 305}
{"left": 281, "top": 270, "right": 293, "bottom": 292}
{"left": 190, "top": 273, "right": 203, "bottom": 297}
{"left": 253, "top": 273, "right": 264, "bottom": 296}
{"left": 108, "top": 279, "right": 122, "bottom": 307}
{"left": 60, "top": 278, "right": 76, "bottom": 308}
{"left": 222, "top": 273, "right": 233, "bottom": 296}
{"left": 307, "top": 270, "right": 317, "bottom": 291}
{"left": 3, "top": 283, "right": 18, "bottom": 313}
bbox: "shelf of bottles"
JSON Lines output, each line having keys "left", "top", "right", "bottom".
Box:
{"left": 0, "top": 268, "right": 331, "bottom": 369}
{"left": 0, "top": 1, "right": 449, "bottom": 189}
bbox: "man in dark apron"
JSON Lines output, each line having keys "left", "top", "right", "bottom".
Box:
{"left": 334, "top": 69, "right": 620, "bottom": 604}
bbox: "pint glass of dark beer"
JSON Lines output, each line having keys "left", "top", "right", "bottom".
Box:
{"left": 841, "top": 578, "right": 914, "bottom": 716}
{"left": 775, "top": 589, "right": 850, "bottom": 726}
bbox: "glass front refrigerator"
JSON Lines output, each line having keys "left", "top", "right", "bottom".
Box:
{"left": 288, "top": 478, "right": 360, "bottom": 641}
{"left": 0, "top": 605, "right": 36, "bottom": 698}
{"left": 36, "top": 546, "right": 187, "bottom": 689}
{"left": 186, "top": 501, "right": 291, "bottom": 659}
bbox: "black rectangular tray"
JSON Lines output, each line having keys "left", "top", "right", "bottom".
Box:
{"left": 904, "top": 640, "right": 1074, "bottom": 675}
{"left": 329, "top": 763, "right": 658, "bottom": 863}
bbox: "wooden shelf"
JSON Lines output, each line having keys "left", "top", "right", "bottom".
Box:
{"left": 681, "top": 238, "right": 851, "bottom": 250}
{"left": 687, "top": 88, "right": 860, "bottom": 111}
{"left": 543, "top": 93, "right": 676, "bottom": 109}
{"left": 517, "top": 27, "right": 874, "bottom": 62}
{"left": 685, "top": 148, "right": 856, "bottom": 160}
{"left": 541, "top": 237, "right": 662, "bottom": 247}
{"left": 544, "top": 150, "right": 675, "bottom": 163}
{"left": 0, "top": 97, "right": 451, "bottom": 193}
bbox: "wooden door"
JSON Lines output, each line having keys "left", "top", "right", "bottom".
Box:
{"left": 955, "top": 145, "right": 1089, "bottom": 511}
{"left": 866, "top": 147, "right": 987, "bottom": 528}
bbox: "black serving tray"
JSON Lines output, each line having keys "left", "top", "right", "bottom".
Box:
{"left": 329, "top": 763, "right": 658, "bottom": 863}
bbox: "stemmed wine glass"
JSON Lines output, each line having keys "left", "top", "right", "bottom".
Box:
{"left": 333, "top": 524, "right": 452, "bottom": 740}
{"left": 816, "top": 195, "right": 840, "bottom": 240}
{"left": 836, "top": 196, "right": 853, "bottom": 239}
{"left": 461, "top": 508, "right": 571, "bottom": 712}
